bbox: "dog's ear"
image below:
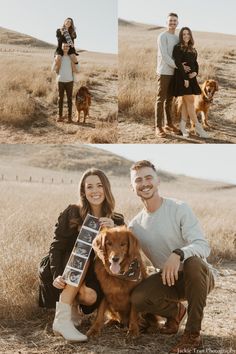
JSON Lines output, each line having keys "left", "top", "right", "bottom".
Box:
{"left": 92, "top": 228, "right": 107, "bottom": 263}
{"left": 128, "top": 230, "right": 139, "bottom": 259}
{"left": 214, "top": 80, "right": 219, "bottom": 91}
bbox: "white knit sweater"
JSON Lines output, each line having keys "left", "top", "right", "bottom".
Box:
{"left": 156, "top": 31, "right": 178, "bottom": 75}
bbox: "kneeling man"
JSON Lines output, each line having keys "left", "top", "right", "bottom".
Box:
{"left": 129, "top": 160, "right": 215, "bottom": 354}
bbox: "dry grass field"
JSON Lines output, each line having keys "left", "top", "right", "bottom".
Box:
{"left": 118, "top": 20, "right": 236, "bottom": 144}
{"left": 0, "top": 27, "right": 118, "bottom": 144}
{"left": 0, "top": 145, "right": 235, "bottom": 354}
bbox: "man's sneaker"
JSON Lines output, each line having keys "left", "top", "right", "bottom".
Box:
{"left": 169, "top": 331, "right": 202, "bottom": 354}
{"left": 155, "top": 127, "right": 167, "bottom": 138}
{"left": 160, "top": 302, "right": 187, "bottom": 335}
{"left": 164, "top": 124, "right": 182, "bottom": 135}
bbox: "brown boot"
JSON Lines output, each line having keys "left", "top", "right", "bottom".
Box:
{"left": 160, "top": 302, "right": 187, "bottom": 335}
{"left": 155, "top": 127, "right": 167, "bottom": 138}
{"left": 57, "top": 116, "right": 64, "bottom": 122}
{"left": 169, "top": 331, "right": 202, "bottom": 354}
{"left": 139, "top": 313, "right": 161, "bottom": 333}
{"left": 164, "top": 124, "right": 182, "bottom": 135}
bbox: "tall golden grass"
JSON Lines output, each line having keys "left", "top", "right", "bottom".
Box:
{"left": 0, "top": 171, "right": 235, "bottom": 321}
{"left": 0, "top": 54, "right": 56, "bottom": 126}
{"left": 119, "top": 23, "right": 236, "bottom": 121}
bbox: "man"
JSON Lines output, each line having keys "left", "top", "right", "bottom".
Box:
{"left": 129, "top": 160, "right": 215, "bottom": 354}
{"left": 53, "top": 42, "right": 78, "bottom": 123}
{"left": 155, "top": 13, "right": 186, "bottom": 138}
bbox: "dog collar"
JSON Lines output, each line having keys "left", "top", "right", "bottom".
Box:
{"left": 204, "top": 96, "right": 213, "bottom": 103}
{"left": 76, "top": 95, "right": 84, "bottom": 102}
{"left": 111, "top": 259, "right": 142, "bottom": 282}
{"left": 203, "top": 91, "right": 214, "bottom": 103}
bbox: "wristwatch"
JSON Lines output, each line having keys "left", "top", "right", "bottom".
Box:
{"left": 172, "top": 248, "right": 184, "bottom": 262}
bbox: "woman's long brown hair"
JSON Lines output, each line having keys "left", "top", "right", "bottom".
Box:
{"left": 63, "top": 17, "right": 76, "bottom": 37}
{"left": 78, "top": 168, "right": 115, "bottom": 221}
{"left": 179, "top": 27, "right": 195, "bottom": 52}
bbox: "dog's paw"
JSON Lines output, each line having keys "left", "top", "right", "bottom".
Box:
{"left": 203, "top": 123, "right": 211, "bottom": 130}
{"left": 86, "top": 326, "right": 101, "bottom": 337}
{"left": 127, "top": 327, "right": 139, "bottom": 338}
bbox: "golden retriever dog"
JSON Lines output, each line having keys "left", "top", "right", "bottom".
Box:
{"left": 87, "top": 226, "right": 147, "bottom": 337}
{"left": 193, "top": 79, "right": 218, "bottom": 128}
{"left": 75, "top": 86, "right": 91, "bottom": 123}
{"left": 174, "top": 79, "right": 218, "bottom": 129}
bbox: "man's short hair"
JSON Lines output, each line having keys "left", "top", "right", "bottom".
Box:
{"left": 130, "top": 160, "right": 157, "bottom": 172}
{"left": 168, "top": 12, "right": 178, "bottom": 18}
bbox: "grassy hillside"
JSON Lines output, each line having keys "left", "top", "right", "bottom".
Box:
{"left": 0, "top": 26, "right": 55, "bottom": 48}
{"left": 0, "top": 144, "right": 132, "bottom": 175}
{"left": 0, "top": 144, "right": 179, "bottom": 181}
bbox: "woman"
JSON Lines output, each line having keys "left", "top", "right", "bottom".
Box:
{"left": 172, "top": 27, "right": 208, "bottom": 138}
{"left": 38, "top": 168, "right": 125, "bottom": 342}
{"left": 55, "top": 17, "right": 78, "bottom": 64}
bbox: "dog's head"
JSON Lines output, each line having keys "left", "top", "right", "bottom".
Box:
{"left": 76, "top": 86, "right": 92, "bottom": 105}
{"left": 76, "top": 86, "right": 91, "bottom": 99}
{"left": 202, "top": 79, "right": 218, "bottom": 98}
{"left": 92, "top": 226, "right": 140, "bottom": 275}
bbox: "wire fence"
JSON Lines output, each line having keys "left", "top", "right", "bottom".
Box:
{"left": 0, "top": 174, "right": 77, "bottom": 185}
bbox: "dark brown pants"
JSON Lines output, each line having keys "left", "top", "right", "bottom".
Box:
{"left": 155, "top": 74, "right": 174, "bottom": 128}
{"left": 131, "top": 256, "right": 215, "bottom": 333}
{"left": 58, "top": 81, "right": 74, "bottom": 118}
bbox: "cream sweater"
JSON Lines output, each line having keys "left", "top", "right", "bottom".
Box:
{"left": 156, "top": 31, "right": 179, "bottom": 75}
{"left": 129, "top": 198, "right": 212, "bottom": 271}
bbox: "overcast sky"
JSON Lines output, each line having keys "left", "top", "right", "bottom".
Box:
{"left": 0, "top": 0, "right": 117, "bottom": 53}
{"left": 119, "top": 0, "right": 236, "bottom": 35}
{"left": 93, "top": 144, "right": 236, "bottom": 185}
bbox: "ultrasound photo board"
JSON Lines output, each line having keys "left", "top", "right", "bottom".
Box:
{"left": 63, "top": 214, "right": 100, "bottom": 287}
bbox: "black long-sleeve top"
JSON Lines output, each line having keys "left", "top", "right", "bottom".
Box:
{"left": 171, "top": 44, "right": 201, "bottom": 97}
{"left": 173, "top": 44, "right": 199, "bottom": 80}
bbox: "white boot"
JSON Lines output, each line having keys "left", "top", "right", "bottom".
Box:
{"left": 71, "top": 303, "right": 82, "bottom": 327}
{"left": 195, "top": 121, "right": 208, "bottom": 138}
{"left": 53, "top": 302, "right": 87, "bottom": 342}
{"left": 179, "top": 119, "right": 189, "bottom": 137}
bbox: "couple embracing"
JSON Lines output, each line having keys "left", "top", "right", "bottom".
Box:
{"left": 39, "top": 161, "right": 215, "bottom": 354}
{"left": 155, "top": 12, "right": 208, "bottom": 138}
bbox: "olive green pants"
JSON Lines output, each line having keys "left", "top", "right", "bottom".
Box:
{"left": 131, "top": 256, "right": 215, "bottom": 333}
{"left": 155, "top": 74, "right": 174, "bottom": 128}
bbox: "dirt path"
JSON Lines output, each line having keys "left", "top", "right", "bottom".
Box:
{"left": 1, "top": 263, "right": 235, "bottom": 354}
{"left": 118, "top": 51, "right": 236, "bottom": 144}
